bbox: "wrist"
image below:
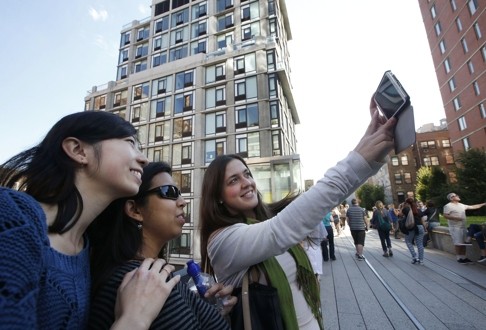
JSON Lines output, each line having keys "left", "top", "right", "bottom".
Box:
{"left": 111, "top": 315, "right": 150, "bottom": 330}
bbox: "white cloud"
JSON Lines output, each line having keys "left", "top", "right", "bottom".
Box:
{"left": 138, "top": 4, "right": 150, "bottom": 16}
{"left": 89, "top": 7, "right": 108, "bottom": 21}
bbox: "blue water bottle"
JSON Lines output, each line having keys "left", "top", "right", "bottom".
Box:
{"left": 186, "top": 259, "right": 208, "bottom": 297}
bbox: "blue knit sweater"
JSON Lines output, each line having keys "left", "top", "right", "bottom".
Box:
{"left": 0, "top": 187, "right": 90, "bottom": 329}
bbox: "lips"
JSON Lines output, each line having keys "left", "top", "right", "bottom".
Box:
{"left": 176, "top": 214, "right": 185, "bottom": 226}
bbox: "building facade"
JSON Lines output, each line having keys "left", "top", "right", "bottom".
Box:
{"left": 381, "top": 120, "right": 456, "bottom": 206}
{"left": 84, "top": 0, "right": 302, "bottom": 265}
{"left": 418, "top": 0, "right": 486, "bottom": 153}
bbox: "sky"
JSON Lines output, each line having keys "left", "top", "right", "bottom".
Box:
{"left": 0, "top": 0, "right": 444, "bottom": 182}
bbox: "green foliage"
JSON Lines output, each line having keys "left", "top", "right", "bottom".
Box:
{"left": 356, "top": 183, "right": 385, "bottom": 211}
{"left": 415, "top": 166, "right": 449, "bottom": 208}
{"left": 455, "top": 149, "right": 486, "bottom": 210}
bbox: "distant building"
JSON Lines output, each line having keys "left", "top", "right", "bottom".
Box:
{"left": 373, "top": 119, "right": 455, "bottom": 205}
{"left": 417, "top": 1, "right": 486, "bottom": 153}
{"left": 84, "top": 0, "right": 302, "bottom": 265}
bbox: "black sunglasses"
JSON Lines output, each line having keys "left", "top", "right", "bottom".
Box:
{"left": 141, "top": 185, "right": 182, "bottom": 200}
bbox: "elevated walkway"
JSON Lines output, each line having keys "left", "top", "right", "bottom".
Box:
{"left": 320, "top": 226, "right": 486, "bottom": 329}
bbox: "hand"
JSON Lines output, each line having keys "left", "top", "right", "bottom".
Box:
{"left": 205, "top": 282, "right": 238, "bottom": 316}
{"left": 112, "top": 258, "right": 180, "bottom": 330}
{"left": 353, "top": 97, "right": 396, "bottom": 164}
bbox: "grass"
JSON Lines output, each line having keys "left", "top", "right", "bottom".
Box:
{"left": 439, "top": 215, "right": 486, "bottom": 227}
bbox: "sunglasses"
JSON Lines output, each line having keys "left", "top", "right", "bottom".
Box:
{"left": 141, "top": 185, "right": 182, "bottom": 200}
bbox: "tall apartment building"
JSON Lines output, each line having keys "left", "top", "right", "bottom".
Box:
{"left": 84, "top": 0, "right": 301, "bottom": 265}
{"left": 418, "top": 0, "right": 486, "bottom": 153}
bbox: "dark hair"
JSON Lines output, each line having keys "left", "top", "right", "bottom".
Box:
{"left": 89, "top": 161, "right": 172, "bottom": 296}
{"left": 0, "top": 111, "right": 137, "bottom": 234}
{"left": 426, "top": 200, "right": 435, "bottom": 208}
{"left": 405, "top": 197, "right": 419, "bottom": 216}
{"left": 199, "top": 154, "right": 299, "bottom": 274}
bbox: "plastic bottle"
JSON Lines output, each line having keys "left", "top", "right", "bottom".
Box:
{"left": 186, "top": 259, "right": 210, "bottom": 297}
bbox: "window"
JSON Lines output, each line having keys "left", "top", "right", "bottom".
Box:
{"left": 205, "top": 139, "right": 226, "bottom": 163}
{"left": 235, "top": 104, "right": 259, "bottom": 129}
{"left": 169, "top": 230, "right": 191, "bottom": 256}
{"left": 458, "top": 116, "right": 467, "bottom": 130}
{"left": 268, "top": 74, "right": 278, "bottom": 98}
{"left": 216, "top": 0, "right": 233, "bottom": 12}
{"left": 236, "top": 132, "right": 260, "bottom": 158}
{"left": 191, "top": 21, "right": 207, "bottom": 38}
{"left": 461, "top": 38, "right": 469, "bottom": 53}
{"left": 445, "top": 153, "right": 455, "bottom": 164}
{"left": 423, "top": 157, "right": 432, "bottom": 166}
{"left": 456, "top": 18, "right": 463, "bottom": 32}
{"left": 421, "top": 140, "right": 436, "bottom": 149}
{"left": 206, "top": 111, "right": 227, "bottom": 135}
{"left": 154, "top": 16, "right": 169, "bottom": 33}
{"left": 134, "top": 60, "right": 147, "bottom": 73}
{"left": 241, "top": 2, "right": 259, "bottom": 22}
{"left": 241, "top": 4, "right": 251, "bottom": 21}
{"left": 434, "top": 21, "right": 442, "bottom": 36}
{"left": 234, "top": 76, "right": 257, "bottom": 101}
{"left": 206, "top": 63, "right": 226, "bottom": 83}
{"left": 480, "top": 103, "right": 486, "bottom": 118}
{"left": 241, "top": 22, "right": 260, "bottom": 41}
{"left": 444, "top": 58, "right": 451, "bottom": 74}
{"left": 468, "top": 0, "right": 478, "bottom": 15}
{"left": 172, "top": 142, "right": 193, "bottom": 166}
{"left": 217, "top": 14, "right": 234, "bottom": 31}
{"left": 401, "top": 154, "right": 409, "bottom": 165}
{"left": 133, "top": 83, "right": 150, "bottom": 101}
{"left": 431, "top": 157, "right": 439, "bottom": 166}
{"left": 473, "top": 81, "right": 480, "bottom": 95}
{"left": 152, "top": 76, "right": 171, "bottom": 96}
{"left": 172, "top": 170, "right": 192, "bottom": 194}
{"left": 442, "top": 139, "right": 451, "bottom": 147}
{"left": 174, "top": 92, "right": 193, "bottom": 114}
{"left": 118, "top": 65, "right": 128, "bottom": 80}
{"left": 474, "top": 22, "right": 482, "bottom": 39}
{"left": 175, "top": 70, "right": 194, "bottom": 90}
{"left": 450, "top": 0, "right": 457, "bottom": 11}
{"left": 439, "top": 40, "right": 446, "bottom": 54}
{"left": 152, "top": 52, "right": 167, "bottom": 67}
{"left": 113, "top": 90, "right": 127, "bottom": 107}
{"left": 192, "top": 2, "right": 207, "bottom": 19}
{"left": 131, "top": 102, "right": 148, "bottom": 123}
{"left": 449, "top": 77, "right": 456, "bottom": 92}
{"left": 206, "top": 86, "right": 226, "bottom": 108}
{"left": 463, "top": 137, "right": 471, "bottom": 150}
{"left": 272, "top": 130, "right": 281, "bottom": 156}
{"left": 482, "top": 46, "right": 486, "bottom": 61}
{"left": 394, "top": 173, "right": 402, "bottom": 184}
{"left": 270, "top": 101, "right": 280, "bottom": 126}
{"left": 234, "top": 53, "right": 255, "bottom": 75}
{"left": 154, "top": 99, "right": 166, "bottom": 117}
{"left": 430, "top": 5, "right": 436, "bottom": 19}
{"left": 453, "top": 97, "right": 462, "bottom": 111}
{"left": 267, "top": 50, "right": 276, "bottom": 71}
{"left": 468, "top": 60, "right": 475, "bottom": 74}
{"left": 217, "top": 32, "right": 233, "bottom": 49}
{"left": 94, "top": 95, "right": 106, "bottom": 110}
{"left": 121, "top": 31, "right": 130, "bottom": 46}
{"left": 169, "top": 45, "right": 188, "bottom": 61}
{"left": 173, "top": 117, "right": 193, "bottom": 139}
{"left": 171, "top": 8, "right": 189, "bottom": 27}
{"left": 153, "top": 35, "right": 168, "bottom": 51}
{"left": 149, "top": 145, "right": 170, "bottom": 163}
{"left": 404, "top": 173, "right": 412, "bottom": 184}
{"left": 150, "top": 121, "right": 169, "bottom": 142}
{"left": 191, "top": 40, "right": 207, "bottom": 55}
{"left": 137, "top": 27, "right": 149, "bottom": 41}
{"left": 135, "top": 43, "right": 149, "bottom": 59}
{"left": 391, "top": 156, "right": 399, "bottom": 166}
{"left": 119, "top": 49, "right": 129, "bottom": 63}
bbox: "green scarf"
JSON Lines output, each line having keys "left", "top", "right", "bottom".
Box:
{"left": 248, "top": 219, "right": 324, "bottom": 330}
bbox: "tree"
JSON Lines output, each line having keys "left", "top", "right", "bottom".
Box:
{"left": 356, "top": 183, "right": 385, "bottom": 211}
{"left": 455, "top": 148, "right": 486, "bottom": 212}
{"left": 415, "top": 166, "right": 449, "bottom": 208}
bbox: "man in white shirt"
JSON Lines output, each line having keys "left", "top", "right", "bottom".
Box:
{"left": 443, "top": 192, "right": 486, "bottom": 264}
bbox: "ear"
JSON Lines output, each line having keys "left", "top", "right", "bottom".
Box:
{"left": 124, "top": 200, "right": 144, "bottom": 222}
{"left": 62, "top": 137, "right": 88, "bottom": 165}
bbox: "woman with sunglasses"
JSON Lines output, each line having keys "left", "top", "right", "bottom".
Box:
{"left": 0, "top": 111, "right": 178, "bottom": 329}
{"left": 88, "top": 162, "right": 236, "bottom": 329}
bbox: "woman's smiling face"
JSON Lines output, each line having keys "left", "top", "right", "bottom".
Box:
{"left": 220, "top": 159, "right": 258, "bottom": 218}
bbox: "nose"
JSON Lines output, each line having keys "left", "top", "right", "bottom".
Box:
{"left": 177, "top": 196, "right": 187, "bottom": 207}
{"left": 137, "top": 150, "right": 149, "bottom": 166}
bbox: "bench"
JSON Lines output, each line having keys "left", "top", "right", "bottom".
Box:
{"left": 430, "top": 226, "right": 483, "bottom": 261}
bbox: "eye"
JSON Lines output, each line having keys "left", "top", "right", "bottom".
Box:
{"left": 126, "top": 137, "right": 136, "bottom": 146}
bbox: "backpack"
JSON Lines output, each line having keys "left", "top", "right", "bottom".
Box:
{"left": 405, "top": 209, "right": 415, "bottom": 229}
{"left": 377, "top": 212, "right": 391, "bottom": 232}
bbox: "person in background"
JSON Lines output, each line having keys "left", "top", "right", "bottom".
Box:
{"left": 371, "top": 200, "right": 393, "bottom": 257}
{"left": 321, "top": 211, "right": 335, "bottom": 262}
{"left": 401, "top": 198, "right": 427, "bottom": 265}
{"left": 346, "top": 198, "right": 368, "bottom": 260}
{"left": 302, "top": 222, "right": 327, "bottom": 281}
{"left": 339, "top": 204, "right": 348, "bottom": 231}
{"left": 89, "top": 162, "right": 235, "bottom": 329}
{"left": 464, "top": 223, "right": 486, "bottom": 263}
{"left": 421, "top": 200, "right": 439, "bottom": 247}
{"left": 388, "top": 203, "right": 399, "bottom": 239}
{"left": 332, "top": 206, "right": 342, "bottom": 235}
{"left": 0, "top": 111, "right": 176, "bottom": 329}
{"left": 199, "top": 105, "right": 397, "bottom": 329}
{"left": 443, "top": 193, "right": 486, "bottom": 264}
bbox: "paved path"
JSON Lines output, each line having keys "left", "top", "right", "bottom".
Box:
{"left": 319, "top": 226, "right": 486, "bottom": 329}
